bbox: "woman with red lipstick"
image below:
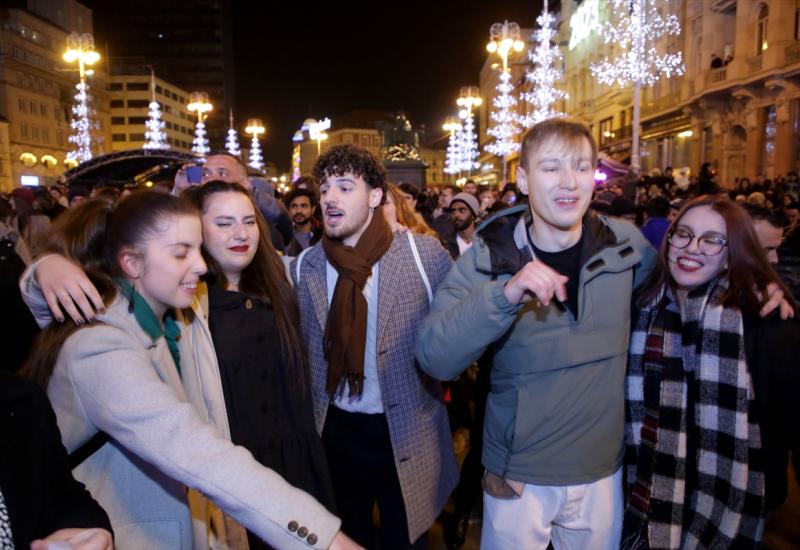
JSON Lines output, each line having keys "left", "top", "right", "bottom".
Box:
{"left": 622, "top": 195, "right": 800, "bottom": 549}
{"left": 185, "top": 181, "right": 337, "bottom": 548}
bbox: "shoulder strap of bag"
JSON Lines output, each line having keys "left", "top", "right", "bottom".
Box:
{"left": 406, "top": 232, "right": 433, "bottom": 305}
{"left": 68, "top": 431, "right": 109, "bottom": 469}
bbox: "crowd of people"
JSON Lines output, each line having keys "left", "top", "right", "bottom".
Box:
{"left": 0, "top": 118, "right": 798, "bottom": 550}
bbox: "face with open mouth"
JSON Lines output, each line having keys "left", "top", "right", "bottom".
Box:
{"left": 201, "top": 191, "right": 259, "bottom": 285}
{"left": 320, "top": 171, "right": 382, "bottom": 246}
{"left": 667, "top": 204, "right": 729, "bottom": 290}
{"left": 519, "top": 136, "right": 595, "bottom": 245}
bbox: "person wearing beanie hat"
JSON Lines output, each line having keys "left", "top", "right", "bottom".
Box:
{"left": 446, "top": 192, "right": 480, "bottom": 258}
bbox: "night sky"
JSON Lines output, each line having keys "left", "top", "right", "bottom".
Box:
{"left": 92, "top": 0, "right": 552, "bottom": 169}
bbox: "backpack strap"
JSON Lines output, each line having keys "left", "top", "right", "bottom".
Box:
{"left": 68, "top": 431, "right": 110, "bottom": 469}
{"left": 406, "top": 232, "right": 433, "bottom": 305}
{"left": 295, "top": 246, "right": 312, "bottom": 285}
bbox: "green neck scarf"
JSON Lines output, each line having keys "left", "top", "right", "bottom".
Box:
{"left": 116, "top": 279, "right": 182, "bottom": 376}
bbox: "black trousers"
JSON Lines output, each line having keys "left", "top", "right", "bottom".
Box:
{"left": 322, "top": 406, "right": 423, "bottom": 550}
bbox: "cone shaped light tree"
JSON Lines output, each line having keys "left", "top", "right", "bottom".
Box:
{"left": 245, "top": 119, "right": 265, "bottom": 171}
{"left": 457, "top": 86, "right": 482, "bottom": 174}
{"left": 143, "top": 68, "right": 168, "bottom": 149}
{"left": 443, "top": 116, "right": 463, "bottom": 178}
{"left": 63, "top": 33, "right": 100, "bottom": 164}
{"left": 225, "top": 110, "right": 242, "bottom": 157}
{"left": 522, "top": 0, "right": 567, "bottom": 128}
{"left": 188, "top": 91, "right": 212, "bottom": 157}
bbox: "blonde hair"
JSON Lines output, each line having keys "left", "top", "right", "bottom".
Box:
{"left": 387, "top": 184, "right": 438, "bottom": 238}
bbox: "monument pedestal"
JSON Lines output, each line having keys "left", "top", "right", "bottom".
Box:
{"left": 383, "top": 160, "right": 427, "bottom": 190}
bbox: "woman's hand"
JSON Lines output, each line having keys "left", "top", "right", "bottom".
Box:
{"left": 30, "top": 528, "right": 113, "bottom": 550}
{"left": 759, "top": 282, "right": 795, "bottom": 320}
{"left": 37, "top": 255, "right": 104, "bottom": 324}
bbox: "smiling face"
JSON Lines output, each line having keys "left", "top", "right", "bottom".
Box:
{"left": 121, "top": 214, "right": 207, "bottom": 318}
{"left": 320, "top": 171, "right": 382, "bottom": 246}
{"left": 667, "top": 205, "right": 729, "bottom": 290}
{"left": 200, "top": 191, "right": 259, "bottom": 286}
{"left": 517, "top": 135, "right": 595, "bottom": 249}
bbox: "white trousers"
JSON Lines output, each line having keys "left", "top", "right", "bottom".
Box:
{"left": 481, "top": 467, "right": 623, "bottom": 550}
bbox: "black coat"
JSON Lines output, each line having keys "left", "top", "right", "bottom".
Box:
{"left": 743, "top": 311, "right": 800, "bottom": 511}
{"left": 0, "top": 373, "right": 112, "bottom": 547}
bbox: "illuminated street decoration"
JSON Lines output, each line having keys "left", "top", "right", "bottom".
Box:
{"left": 63, "top": 33, "right": 100, "bottom": 164}
{"left": 569, "top": 0, "right": 601, "bottom": 50}
{"left": 225, "top": 110, "right": 241, "bottom": 157}
{"left": 245, "top": 118, "right": 265, "bottom": 171}
{"left": 591, "top": 0, "right": 684, "bottom": 172}
{"left": 443, "top": 116, "right": 463, "bottom": 176}
{"left": 523, "top": 0, "right": 567, "bottom": 127}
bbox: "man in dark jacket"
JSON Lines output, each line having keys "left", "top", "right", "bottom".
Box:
{"left": 0, "top": 372, "right": 112, "bottom": 549}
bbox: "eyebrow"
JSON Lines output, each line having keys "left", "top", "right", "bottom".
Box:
{"left": 334, "top": 177, "right": 356, "bottom": 184}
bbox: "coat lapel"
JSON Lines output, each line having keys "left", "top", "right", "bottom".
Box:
{"left": 303, "top": 246, "right": 329, "bottom": 333}
{"left": 376, "top": 236, "right": 404, "bottom": 349}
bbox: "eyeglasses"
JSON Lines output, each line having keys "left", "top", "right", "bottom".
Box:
{"left": 667, "top": 227, "right": 728, "bottom": 256}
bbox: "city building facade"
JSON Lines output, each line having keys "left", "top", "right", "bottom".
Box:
{"left": 108, "top": 73, "right": 195, "bottom": 152}
{"left": 0, "top": 0, "right": 111, "bottom": 191}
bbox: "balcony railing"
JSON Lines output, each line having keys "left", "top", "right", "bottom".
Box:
{"left": 747, "top": 55, "right": 763, "bottom": 74}
{"left": 786, "top": 43, "right": 800, "bottom": 65}
{"left": 642, "top": 93, "right": 681, "bottom": 116}
{"left": 706, "top": 66, "right": 728, "bottom": 87}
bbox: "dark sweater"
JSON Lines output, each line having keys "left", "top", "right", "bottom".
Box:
{"left": 743, "top": 310, "right": 800, "bottom": 511}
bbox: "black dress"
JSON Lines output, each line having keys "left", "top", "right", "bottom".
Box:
{"left": 207, "top": 286, "right": 337, "bottom": 547}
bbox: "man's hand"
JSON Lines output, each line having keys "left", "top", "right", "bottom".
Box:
{"left": 30, "top": 528, "right": 113, "bottom": 550}
{"left": 503, "top": 261, "right": 568, "bottom": 307}
{"left": 760, "top": 282, "right": 795, "bottom": 320}
{"left": 38, "top": 255, "right": 104, "bottom": 324}
{"left": 173, "top": 164, "right": 197, "bottom": 195}
{"left": 327, "top": 530, "right": 363, "bottom": 550}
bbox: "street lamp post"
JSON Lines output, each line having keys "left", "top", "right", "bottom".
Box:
{"left": 245, "top": 118, "right": 266, "bottom": 171}
{"left": 187, "top": 91, "right": 213, "bottom": 157}
{"left": 486, "top": 21, "right": 525, "bottom": 184}
{"left": 63, "top": 33, "right": 100, "bottom": 164}
{"left": 456, "top": 85, "right": 482, "bottom": 175}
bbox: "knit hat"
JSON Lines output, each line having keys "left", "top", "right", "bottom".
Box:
{"left": 10, "top": 187, "right": 35, "bottom": 206}
{"left": 451, "top": 192, "right": 480, "bottom": 218}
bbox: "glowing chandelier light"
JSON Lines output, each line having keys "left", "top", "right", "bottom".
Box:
{"left": 443, "top": 117, "right": 463, "bottom": 176}
{"left": 485, "top": 20, "right": 525, "bottom": 182}
{"left": 63, "top": 33, "right": 100, "bottom": 164}
{"left": 188, "top": 91, "right": 213, "bottom": 157}
{"left": 457, "top": 86, "right": 482, "bottom": 174}
{"left": 245, "top": 118, "right": 266, "bottom": 171}
{"left": 225, "top": 110, "right": 241, "bottom": 157}
{"left": 522, "top": 1, "right": 568, "bottom": 128}
{"left": 143, "top": 69, "right": 167, "bottom": 150}
{"left": 590, "top": 0, "right": 684, "bottom": 172}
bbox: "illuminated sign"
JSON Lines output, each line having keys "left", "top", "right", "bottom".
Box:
{"left": 21, "top": 175, "right": 40, "bottom": 186}
{"left": 308, "top": 118, "right": 331, "bottom": 141}
{"left": 569, "top": 0, "right": 601, "bottom": 50}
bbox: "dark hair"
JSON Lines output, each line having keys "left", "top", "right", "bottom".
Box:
{"left": 283, "top": 187, "right": 317, "bottom": 210}
{"left": 745, "top": 205, "right": 789, "bottom": 228}
{"left": 397, "top": 183, "right": 419, "bottom": 201}
{"left": 312, "top": 144, "right": 387, "bottom": 202}
{"left": 292, "top": 175, "right": 318, "bottom": 194}
{"left": 0, "top": 197, "right": 13, "bottom": 223}
{"left": 638, "top": 195, "right": 796, "bottom": 313}
{"left": 787, "top": 201, "right": 800, "bottom": 210}
{"left": 23, "top": 199, "right": 120, "bottom": 388}
{"left": 184, "top": 181, "right": 310, "bottom": 395}
{"left": 645, "top": 196, "right": 671, "bottom": 218}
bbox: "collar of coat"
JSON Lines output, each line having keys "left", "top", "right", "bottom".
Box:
{"left": 473, "top": 205, "right": 640, "bottom": 277}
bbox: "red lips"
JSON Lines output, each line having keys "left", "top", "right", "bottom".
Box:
{"left": 229, "top": 245, "right": 249, "bottom": 252}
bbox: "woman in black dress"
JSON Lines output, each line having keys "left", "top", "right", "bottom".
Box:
{"left": 186, "top": 181, "right": 336, "bottom": 548}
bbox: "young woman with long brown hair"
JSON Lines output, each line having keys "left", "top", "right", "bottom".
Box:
{"left": 184, "top": 181, "right": 336, "bottom": 548}
{"left": 20, "top": 192, "right": 355, "bottom": 550}
{"left": 622, "top": 195, "right": 800, "bottom": 548}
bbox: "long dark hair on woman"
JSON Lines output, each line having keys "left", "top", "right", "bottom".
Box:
{"left": 23, "top": 192, "right": 199, "bottom": 388}
{"left": 637, "top": 194, "right": 796, "bottom": 313}
{"left": 183, "top": 181, "right": 309, "bottom": 395}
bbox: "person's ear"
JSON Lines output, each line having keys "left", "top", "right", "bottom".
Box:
{"left": 118, "top": 247, "right": 143, "bottom": 280}
{"left": 369, "top": 187, "right": 383, "bottom": 209}
{"left": 517, "top": 166, "right": 529, "bottom": 196}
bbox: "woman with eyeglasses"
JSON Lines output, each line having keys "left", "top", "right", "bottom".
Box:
{"left": 621, "top": 195, "right": 800, "bottom": 549}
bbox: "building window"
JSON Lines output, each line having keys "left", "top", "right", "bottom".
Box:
{"left": 795, "top": 8, "right": 800, "bottom": 40}
{"left": 128, "top": 133, "right": 146, "bottom": 141}
{"left": 126, "top": 82, "right": 149, "bottom": 91}
{"left": 165, "top": 121, "right": 173, "bottom": 129}
{"left": 18, "top": 98, "right": 25, "bottom": 112}
{"left": 155, "top": 85, "right": 163, "bottom": 94}
{"left": 39, "top": 104, "right": 46, "bottom": 117}
{"left": 20, "top": 124, "right": 28, "bottom": 138}
{"left": 42, "top": 128, "right": 49, "bottom": 143}
{"left": 599, "top": 117, "right": 614, "bottom": 146}
{"left": 111, "top": 116, "right": 125, "bottom": 125}
{"left": 112, "top": 133, "right": 126, "bottom": 142}
{"left": 171, "top": 92, "right": 178, "bottom": 100}
{"left": 29, "top": 101, "right": 35, "bottom": 112}
{"left": 110, "top": 100, "right": 124, "bottom": 108}
{"left": 109, "top": 82, "right": 123, "bottom": 91}
{"left": 56, "top": 129, "right": 65, "bottom": 146}
{"left": 128, "top": 116, "right": 147, "bottom": 124}
{"left": 31, "top": 126, "right": 39, "bottom": 141}
{"left": 127, "top": 99, "right": 149, "bottom": 108}
{"left": 756, "top": 4, "right": 768, "bottom": 54}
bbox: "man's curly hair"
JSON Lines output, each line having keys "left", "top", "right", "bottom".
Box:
{"left": 313, "top": 144, "right": 387, "bottom": 202}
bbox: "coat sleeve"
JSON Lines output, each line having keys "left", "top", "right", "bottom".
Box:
{"left": 18, "top": 254, "right": 55, "bottom": 329}
{"left": 60, "top": 326, "right": 341, "bottom": 549}
{"left": 415, "top": 247, "right": 521, "bottom": 381}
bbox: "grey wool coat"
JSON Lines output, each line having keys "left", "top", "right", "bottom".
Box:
{"left": 290, "top": 233, "right": 459, "bottom": 543}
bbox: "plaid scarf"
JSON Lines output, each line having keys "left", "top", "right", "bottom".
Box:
{"left": 622, "top": 278, "right": 765, "bottom": 549}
